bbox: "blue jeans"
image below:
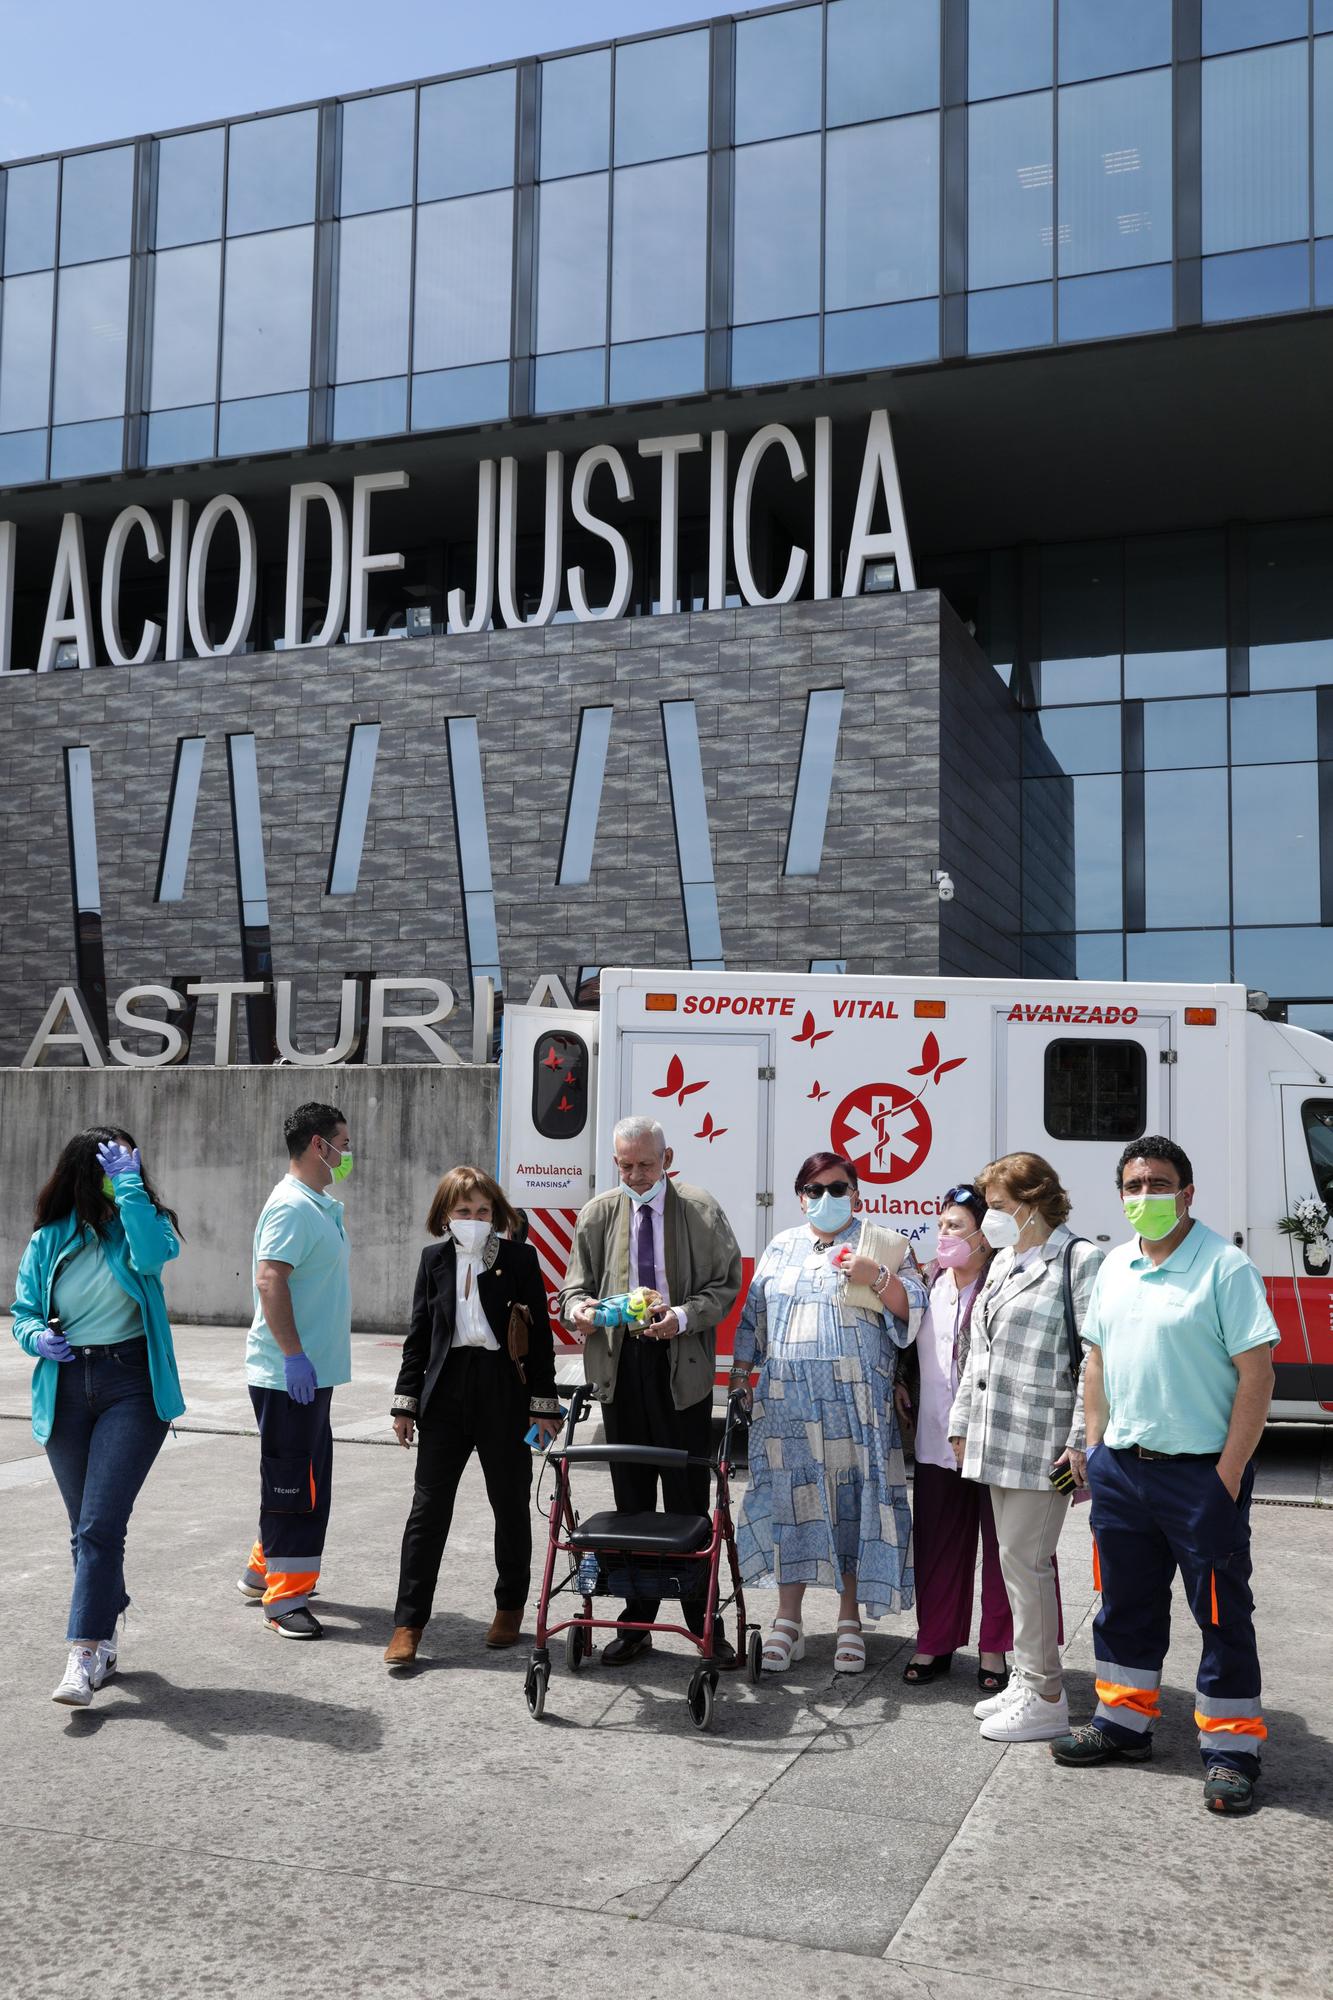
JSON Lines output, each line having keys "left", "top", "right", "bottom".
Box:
{"left": 44, "top": 1337, "right": 169, "bottom": 1643}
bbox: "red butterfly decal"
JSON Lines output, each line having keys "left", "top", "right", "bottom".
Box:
{"left": 808, "top": 1080, "right": 829, "bottom": 1101}
{"left": 556, "top": 1095, "right": 572, "bottom": 1114}
{"left": 541, "top": 1047, "right": 562, "bottom": 1070}
{"left": 651, "top": 1053, "right": 709, "bottom": 1104}
{"left": 694, "top": 1112, "right": 728, "bottom": 1143}
{"left": 792, "top": 1009, "right": 833, "bottom": 1047}
{"left": 907, "top": 1032, "right": 967, "bottom": 1087}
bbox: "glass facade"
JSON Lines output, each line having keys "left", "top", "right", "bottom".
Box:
{"left": 1, "top": 5, "right": 1331, "bottom": 475}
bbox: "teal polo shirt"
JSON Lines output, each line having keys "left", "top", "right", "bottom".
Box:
{"left": 245, "top": 1175, "right": 352, "bottom": 1391}
{"left": 1081, "top": 1220, "right": 1277, "bottom": 1455}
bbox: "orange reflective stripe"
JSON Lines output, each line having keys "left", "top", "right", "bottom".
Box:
{"left": 309, "top": 1462, "right": 317, "bottom": 1509}
{"left": 263, "top": 1568, "right": 319, "bottom": 1607}
{"left": 1091, "top": 1535, "right": 1102, "bottom": 1594}
{"left": 1095, "top": 1678, "right": 1162, "bottom": 1719}
{"left": 1210, "top": 1566, "right": 1220, "bottom": 1626}
{"left": 248, "top": 1540, "right": 267, "bottom": 1574}
{"left": 1195, "top": 1711, "right": 1268, "bottom": 1741}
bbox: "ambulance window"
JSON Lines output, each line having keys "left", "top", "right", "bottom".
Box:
{"left": 1300, "top": 1101, "right": 1333, "bottom": 1207}
{"left": 1044, "top": 1039, "right": 1147, "bottom": 1143}
{"left": 532, "top": 1031, "right": 589, "bottom": 1140}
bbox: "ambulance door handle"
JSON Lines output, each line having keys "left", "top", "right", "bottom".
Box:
{"left": 757, "top": 1192, "right": 773, "bottom": 1208}
{"left": 1095, "top": 1234, "right": 1110, "bottom": 1243}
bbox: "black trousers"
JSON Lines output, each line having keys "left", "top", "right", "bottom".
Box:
{"left": 603, "top": 1337, "right": 713, "bottom": 1633}
{"left": 248, "top": 1386, "right": 334, "bottom": 1612}
{"left": 393, "top": 1346, "right": 533, "bottom": 1628}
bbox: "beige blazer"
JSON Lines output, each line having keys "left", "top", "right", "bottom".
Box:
{"left": 555, "top": 1180, "right": 743, "bottom": 1411}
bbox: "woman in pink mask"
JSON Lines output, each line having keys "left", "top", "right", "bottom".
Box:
{"left": 895, "top": 1184, "right": 1013, "bottom": 1693}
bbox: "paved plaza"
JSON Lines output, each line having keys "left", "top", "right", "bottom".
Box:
{"left": 2, "top": 1325, "right": 1330, "bottom": 2000}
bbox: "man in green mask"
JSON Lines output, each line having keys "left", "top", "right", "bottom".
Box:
{"left": 1049, "top": 1136, "right": 1277, "bottom": 1815}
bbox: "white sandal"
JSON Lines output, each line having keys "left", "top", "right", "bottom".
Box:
{"left": 834, "top": 1620, "right": 867, "bottom": 1674}
{"left": 761, "top": 1618, "right": 805, "bottom": 1671}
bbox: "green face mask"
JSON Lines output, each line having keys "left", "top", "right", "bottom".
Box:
{"left": 1123, "top": 1192, "right": 1183, "bottom": 1241}
{"left": 324, "top": 1145, "right": 354, "bottom": 1186}
{"left": 101, "top": 1175, "right": 116, "bottom": 1201}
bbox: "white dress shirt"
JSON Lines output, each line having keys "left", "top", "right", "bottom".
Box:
{"left": 628, "top": 1184, "right": 688, "bottom": 1335}
{"left": 453, "top": 1250, "right": 499, "bottom": 1350}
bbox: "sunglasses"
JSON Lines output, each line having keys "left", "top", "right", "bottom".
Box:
{"left": 800, "top": 1179, "right": 853, "bottom": 1199}
{"left": 943, "top": 1184, "right": 979, "bottom": 1205}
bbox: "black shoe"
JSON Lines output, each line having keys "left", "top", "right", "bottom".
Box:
{"left": 1050, "top": 1722, "right": 1152, "bottom": 1766}
{"left": 601, "top": 1630, "right": 653, "bottom": 1665}
{"left": 903, "top": 1651, "right": 954, "bottom": 1686}
{"left": 266, "top": 1606, "right": 323, "bottom": 1640}
{"left": 977, "top": 1661, "right": 1010, "bottom": 1696}
{"left": 1204, "top": 1764, "right": 1257, "bottom": 1814}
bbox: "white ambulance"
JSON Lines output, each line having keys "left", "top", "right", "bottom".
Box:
{"left": 499, "top": 969, "right": 1333, "bottom": 1422}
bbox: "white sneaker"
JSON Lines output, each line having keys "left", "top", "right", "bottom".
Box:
{"left": 974, "top": 1680, "right": 1021, "bottom": 1720}
{"left": 979, "top": 1686, "right": 1069, "bottom": 1742}
{"left": 52, "top": 1646, "right": 97, "bottom": 1707}
{"left": 90, "top": 1639, "right": 118, "bottom": 1689}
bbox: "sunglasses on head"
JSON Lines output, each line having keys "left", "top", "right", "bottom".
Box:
{"left": 944, "top": 1184, "right": 979, "bottom": 1205}
{"left": 800, "top": 1179, "right": 853, "bottom": 1199}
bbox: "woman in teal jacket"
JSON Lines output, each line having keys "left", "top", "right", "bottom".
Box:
{"left": 10, "top": 1125, "right": 184, "bottom": 1707}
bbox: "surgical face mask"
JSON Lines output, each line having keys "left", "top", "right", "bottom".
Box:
{"left": 981, "top": 1204, "right": 1029, "bottom": 1250}
{"left": 805, "top": 1189, "right": 853, "bottom": 1234}
{"left": 935, "top": 1232, "right": 977, "bottom": 1270}
{"left": 1123, "top": 1191, "right": 1184, "bottom": 1241}
{"left": 449, "top": 1217, "right": 491, "bottom": 1254}
{"left": 321, "top": 1141, "right": 354, "bottom": 1185}
{"left": 626, "top": 1177, "right": 666, "bottom": 1207}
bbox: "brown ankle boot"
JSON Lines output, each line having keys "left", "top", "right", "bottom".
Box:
{"left": 384, "top": 1625, "right": 422, "bottom": 1667}
{"left": 485, "top": 1606, "right": 523, "bottom": 1648}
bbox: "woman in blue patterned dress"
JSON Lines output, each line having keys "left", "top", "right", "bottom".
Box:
{"left": 728, "top": 1151, "right": 925, "bottom": 1673}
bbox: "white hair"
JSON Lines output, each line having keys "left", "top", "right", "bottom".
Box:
{"left": 613, "top": 1115, "right": 667, "bottom": 1154}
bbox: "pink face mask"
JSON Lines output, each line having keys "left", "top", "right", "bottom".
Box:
{"left": 935, "top": 1232, "right": 976, "bottom": 1270}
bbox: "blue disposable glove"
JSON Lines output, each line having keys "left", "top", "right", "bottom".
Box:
{"left": 97, "top": 1140, "right": 141, "bottom": 1180}
{"left": 35, "top": 1327, "right": 74, "bottom": 1362}
{"left": 283, "top": 1351, "right": 319, "bottom": 1404}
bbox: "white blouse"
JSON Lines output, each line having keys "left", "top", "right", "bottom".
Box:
{"left": 453, "top": 1254, "right": 499, "bottom": 1350}
{"left": 914, "top": 1268, "right": 981, "bottom": 1470}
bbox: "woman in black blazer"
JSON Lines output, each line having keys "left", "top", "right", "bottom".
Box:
{"left": 383, "top": 1166, "right": 561, "bottom": 1669}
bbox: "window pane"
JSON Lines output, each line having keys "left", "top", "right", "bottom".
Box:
{"left": 733, "top": 137, "right": 821, "bottom": 322}
{"left": 335, "top": 209, "right": 411, "bottom": 381}
{"left": 1203, "top": 0, "right": 1309, "bottom": 56}
{"left": 1022, "top": 704, "right": 1121, "bottom": 774}
{"left": 609, "top": 332, "right": 704, "bottom": 402}
{"left": 1235, "top": 927, "right": 1333, "bottom": 998}
{"left": 1230, "top": 692, "right": 1317, "bottom": 762}
{"left": 968, "top": 280, "right": 1053, "bottom": 351}
{"left": 1142, "top": 697, "right": 1227, "bottom": 768}
{"left": 1058, "top": 69, "right": 1172, "bottom": 275}
{"left": 227, "top": 111, "right": 318, "bottom": 235}
{"left": 611, "top": 155, "right": 707, "bottom": 342}
{"left": 614, "top": 32, "right": 709, "bottom": 166}
{"left": 1125, "top": 930, "right": 1231, "bottom": 980}
{"left": 59, "top": 147, "right": 134, "bottom": 265}
{"left": 1044, "top": 1040, "right": 1147, "bottom": 1143}
{"left": 146, "top": 405, "right": 213, "bottom": 465}
{"left": 419, "top": 70, "right": 516, "bottom": 200}
{"left": 823, "top": 298, "right": 939, "bottom": 370}
{"left": 1248, "top": 520, "right": 1333, "bottom": 689}
{"left": 0, "top": 270, "right": 53, "bottom": 430}
{"left": 1024, "top": 773, "right": 1123, "bottom": 928}
{"left": 412, "top": 361, "right": 509, "bottom": 429}
{"left": 827, "top": 0, "right": 940, "bottom": 124}
{"left": 1059, "top": 263, "right": 1173, "bottom": 339}
{"left": 968, "top": 93, "right": 1054, "bottom": 290}
{"left": 0, "top": 428, "right": 46, "bottom": 481}
{"left": 731, "top": 316, "right": 820, "bottom": 386}
{"left": 414, "top": 191, "right": 513, "bottom": 369}
{"left": 1232, "top": 764, "right": 1320, "bottom": 925}
{"left": 149, "top": 243, "right": 221, "bottom": 409}
{"left": 332, "top": 376, "right": 407, "bottom": 440}
{"left": 217, "top": 391, "right": 308, "bottom": 455}
{"left": 1144, "top": 768, "right": 1229, "bottom": 925}
{"left": 540, "top": 50, "right": 611, "bottom": 179}
{"left": 340, "top": 92, "right": 414, "bottom": 215}
{"left": 736, "top": 7, "right": 822, "bottom": 143}
{"left": 826, "top": 115, "right": 940, "bottom": 308}
{"left": 1202, "top": 44, "right": 1309, "bottom": 254}
{"left": 155, "top": 128, "right": 224, "bottom": 247}
{"left": 1038, "top": 541, "right": 1120, "bottom": 703}
{"left": 1203, "top": 243, "right": 1310, "bottom": 321}
{"left": 533, "top": 347, "right": 604, "bottom": 413}
{"left": 1124, "top": 531, "right": 1226, "bottom": 697}
{"left": 3, "top": 161, "right": 58, "bottom": 274}
{"left": 536, "top": 174, "right": 608, "bottom": 352}
{"left": 969, "top": 0, "right": 1053, "bottom": 99}
{"left": 53, "top": 258, "right": 129, "bottom": 422}
{"left": 1059, "top": 0, "right": 1172, "bottom": 83}
{"left": 1314, "top": 37, "right": 1333, "bottom": 238}
{"left": 221, "top": 226, "right": 314, "bottom": 397}
{"left": 50, "top": 417, "right": 122, "bottom": 478}
{"left": 1317, "top": 235, "right": 1333, "bottom": 307}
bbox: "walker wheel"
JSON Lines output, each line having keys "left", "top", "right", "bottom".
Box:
{"left": 564, "top": 1624, "right": 587, "bottom": 1673}
{"left": 746, "top": 1625, "right": 764, "bottom": 1685}
{"left": 525, "top": 1661, "right": 549, "bottom": 1719}
{"left": 687, "top": 1670, "right": 717, "bottom": 1731}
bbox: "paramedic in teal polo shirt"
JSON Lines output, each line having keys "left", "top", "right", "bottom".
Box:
{"left": 1050, "top": 1136, "right": 1276, "bottom": 1815}
{"left": 237, "top": 1102, "right": 354, "bottom": 1640}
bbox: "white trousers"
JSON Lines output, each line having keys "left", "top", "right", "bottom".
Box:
{"left": 988, "top": 1482, "right": 1071, "bottom": 1699}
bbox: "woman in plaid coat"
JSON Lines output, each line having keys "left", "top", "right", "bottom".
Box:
{"left": 948, "top": 1152, "right": 1102, "bottom": 1746}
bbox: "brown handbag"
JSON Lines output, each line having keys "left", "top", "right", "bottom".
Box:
{"left": 507, "top": 1300, "right": 531, "bottom": 1385}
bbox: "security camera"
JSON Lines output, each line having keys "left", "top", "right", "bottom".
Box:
{"left": 934, "top": 871, "right": 955, "bottom": 903}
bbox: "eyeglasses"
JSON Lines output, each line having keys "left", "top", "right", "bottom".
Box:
{"left": 943, "top": 1185, "right": 978, "bottom": 1205}
{"left": 799, "top": 1179, "right": 853, "bottom": 1199}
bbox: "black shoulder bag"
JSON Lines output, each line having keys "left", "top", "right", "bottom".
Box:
{"left": 1060, "top": 1237, "right": 1088, "bottom": 1383}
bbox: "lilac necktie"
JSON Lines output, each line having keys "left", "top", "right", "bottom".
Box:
{"left": 636, "top": 1202, "right": 656, "bottom": 1291}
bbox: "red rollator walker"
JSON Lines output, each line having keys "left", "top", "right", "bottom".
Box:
{"left": 524, "top": 1384, "right": 762, "bottom": 1730}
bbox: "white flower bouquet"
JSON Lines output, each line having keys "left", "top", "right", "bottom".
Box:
{"left": 1278, "top": 1195, "right": 1332, "bottom": 1269}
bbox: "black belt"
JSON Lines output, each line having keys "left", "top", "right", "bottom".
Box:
{"left": 1126, "top": 1445, "right": 1218, "bottom": 1462}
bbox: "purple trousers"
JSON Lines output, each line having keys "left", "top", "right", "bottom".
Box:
{"left": 912, "top": 1461, "right": 1064, "bottom": 1656}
